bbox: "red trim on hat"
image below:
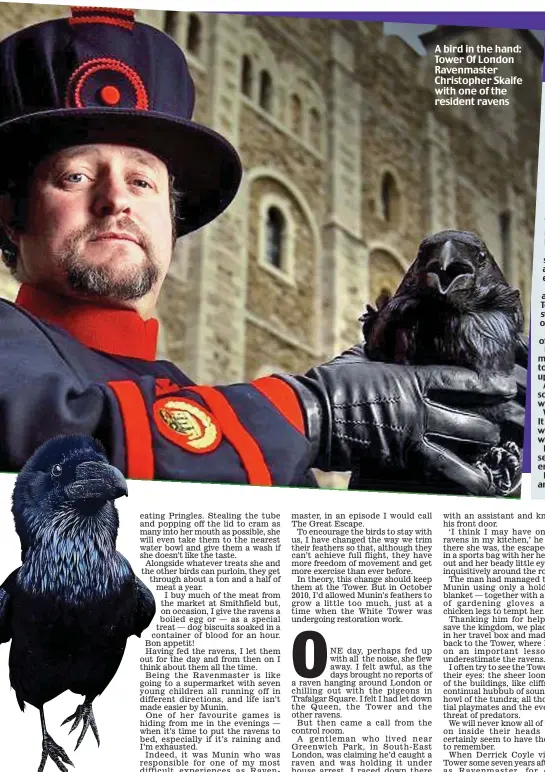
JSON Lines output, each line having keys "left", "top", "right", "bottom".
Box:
{"left": 251, "top": 376, "right": 305, "bottom": 434}
{"left": 16, "top": 284, "right": 158, "bottom": 361}
{"left": 66, "top": 57, "right": 148, "bottom": 110}
{"left": 186, "top": 386, "right": 273, "bottom": 486}
{"left": 71, "top": 7, "right": 135, "bottom": 17}
{"left": 108, "top": 380, "right": 154, "bottom": 479}
{"left": 70, "top": 7, "right": 135, "bottom": 29}
{"left": 69, "top": 16, "right": 135, "bottom": 31}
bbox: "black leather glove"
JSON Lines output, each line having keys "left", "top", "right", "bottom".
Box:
{"left": 279, "top": 344, "right": 517, "bottom": 496}
{"left": 476, "top": 333, "right": 527, "bottom": 447}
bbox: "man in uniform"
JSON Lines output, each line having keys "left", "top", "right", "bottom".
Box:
{"left": 0, "top": 8, "right": 524, "bottom": 493}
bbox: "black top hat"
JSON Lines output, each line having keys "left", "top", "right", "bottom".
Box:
{"left": 0, "top": 7, "right": 242, "bottom": 236}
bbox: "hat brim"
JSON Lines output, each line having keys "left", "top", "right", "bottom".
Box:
{"left": 0, "top": 108, "right": 242, "bottom": 236}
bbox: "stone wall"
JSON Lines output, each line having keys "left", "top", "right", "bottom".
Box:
{"left": 0, "top": 5, "right": 540, "bottom": 384}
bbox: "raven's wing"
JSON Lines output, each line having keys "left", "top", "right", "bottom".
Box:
{"left": 133, "top": 576, "right": 156, "bottom": 638}
{"left": 0, "top": 569, "right": 20, "bottom": 644}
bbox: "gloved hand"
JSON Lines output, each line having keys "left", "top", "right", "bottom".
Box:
{"left": 279, "top": 343, "right": 517, "bottom": 496}
{"left": 475, "top": 332, "right": 527, "bottom": 446}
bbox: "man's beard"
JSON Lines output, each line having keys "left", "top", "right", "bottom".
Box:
{"left": 59, "top": 219, "right": 161, "bottom": 300}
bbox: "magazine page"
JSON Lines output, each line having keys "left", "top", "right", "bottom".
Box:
{"left": 1, "top": 479, "right": 544, "bottom": 771}
{"left": 0, "top": 3, "right": 541, "bottom": 771}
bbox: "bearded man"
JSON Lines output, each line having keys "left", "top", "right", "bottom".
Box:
{"left": 0, "top": 7, "right": 523, "bottom": 493}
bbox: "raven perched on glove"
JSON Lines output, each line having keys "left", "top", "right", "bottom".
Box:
{"left": 0, "top": 435, "right": 156, "bottom": 771}
{"left": 352, "top": 229, "right": 525, "bottom": 496}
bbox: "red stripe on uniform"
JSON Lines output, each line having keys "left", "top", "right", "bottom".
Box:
{"left": 251, "top": 376, "right": 305, "bottom": 434}
{"left": 186, "top": 386, "right": 272, "bottom": 486}
{"left": 108, "top": 380, "right": 154, "bottom": 479}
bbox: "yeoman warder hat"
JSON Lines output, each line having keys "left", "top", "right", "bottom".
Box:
{"left": 0, "top": 6, "right": 242, "bottom": 236}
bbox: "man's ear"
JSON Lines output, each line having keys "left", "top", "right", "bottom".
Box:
{"left": 0, "top": 194, "right": 21, "bottom": 246}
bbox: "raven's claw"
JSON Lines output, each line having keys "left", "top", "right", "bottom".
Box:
{"left": 38, "top": 731, "right": 74, "bottom": 772}
{"left": 62, "top": 699, "right": 100, "bottom": 750}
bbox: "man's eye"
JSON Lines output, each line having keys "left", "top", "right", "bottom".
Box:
{"left": 131, "top": 178, "right": 153, "bottom": 189}
{"left": 62, "top": 172, "right": 89, "bottom": 184}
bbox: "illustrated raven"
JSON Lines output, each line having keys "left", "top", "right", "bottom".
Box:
{"left": 352, "top": 229, "right": 525, "bottom": 495}
{"left": 0, "top": 435, "right": 156, "bottom": 771}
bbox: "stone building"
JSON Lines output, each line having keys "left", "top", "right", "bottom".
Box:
{"left": 0, "top": 7, "right": 540, "bottom": 388}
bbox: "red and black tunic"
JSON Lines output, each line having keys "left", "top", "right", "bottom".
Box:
{"left": 1, "top": 285, "right": 315, "bottom": 486}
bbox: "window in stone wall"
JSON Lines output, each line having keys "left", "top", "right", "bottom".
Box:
{"left": 241, "top": 55, "right": 253, "bottom": 97}
{"left": 187, "top": 14, "right": 202, "bottom": 57}
{"left": 258, "top": 192, "right": 295, "bottom": 283}
{"left": 265, "top": 207, "right": 285, "bottom": 269}
{"left": 309, "top": 108, "right": 322, "bottom": 151}
{"left": 380, "top": 172, "right": 401, "bottom": 225}
{"left": 259, "top": 70, "right": 273, "bottom": 113}
{"left": 290, "top": 94, "right": 302, "bottom": 134}
{"left": 499, "top": 210, "right": 511, "bottom": 268}
{"left": 369, "top": 250, "right": 405, "bottom": 303}
{"left": 163, "top": 11, "right": 178, "bottom": 39}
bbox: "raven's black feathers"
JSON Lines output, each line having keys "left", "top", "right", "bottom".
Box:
{"left": 12, "top": 434, "right": 110, "bottom": 561}
{"left": 354, "top": 230, "right": 524, "bottom": 496}
{"left": 0, "top": 570, "right": 17, "bottom": 645}
{"left": 363, "top": 230, "right": 523, "bottom": 372}
{"left": 1, "top": 434, "right": 155, "bottom": 770}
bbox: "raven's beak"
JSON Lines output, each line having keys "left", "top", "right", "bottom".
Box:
{"left": 64, "top": 461, "right": 129, "bottom": 502}
{"left": 425, "top": 240, "right": 475, "bottom": 295}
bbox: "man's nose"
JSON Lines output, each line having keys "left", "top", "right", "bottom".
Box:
{"left": 91, "top": 174, "right": 131, "bottom": 218}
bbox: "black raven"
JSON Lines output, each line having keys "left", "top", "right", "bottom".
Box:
{"left": 352, "top": 229, "right": 525, "bottom": 495}
{"left": 0, "top": 435, "right": 156, "bottom": 771}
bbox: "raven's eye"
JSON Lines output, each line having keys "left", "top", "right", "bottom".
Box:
{"left": 51, "top": 464, "right": 63, "bottom": 478}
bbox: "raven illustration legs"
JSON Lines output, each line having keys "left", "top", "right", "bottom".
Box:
{"left": 38, "top": 707, "right": 73, "bottom": 772}
{"left": 62, "top": 697, "right": 100, "bottom": 749}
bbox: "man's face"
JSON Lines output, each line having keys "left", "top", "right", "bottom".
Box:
{"left": 12, "top": 143, "right": 174, "bottom": 316}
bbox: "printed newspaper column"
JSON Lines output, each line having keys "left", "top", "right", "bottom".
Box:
{"left": 531, "top": 67, "right": 545, "bottom": 497}
{"left": 442, "top": 500, "right": 545, "bottom": 767}
{"left": 138, "top": 488, "right": 283, "bottom": 770}
{"left": 288, "top": 499, "right": 435, "bottom": 769}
